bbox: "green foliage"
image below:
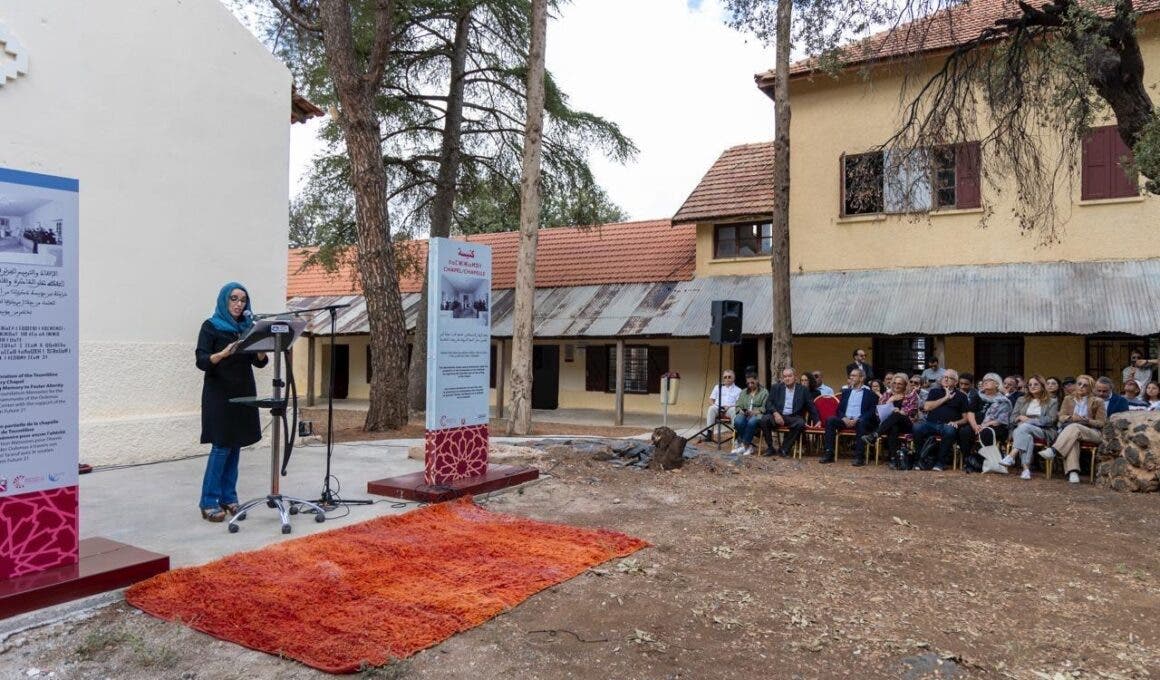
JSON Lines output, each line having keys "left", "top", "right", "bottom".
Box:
{"left": 235, "top": 0, "right": 634, "bottom": 249}
{"left": 1133, "top": 111, "right": 1160, "bottom": 193}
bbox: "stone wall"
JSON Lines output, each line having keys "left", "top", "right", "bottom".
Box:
{"left": 1097, "top": 411, "right": 1160, "bottom": 492}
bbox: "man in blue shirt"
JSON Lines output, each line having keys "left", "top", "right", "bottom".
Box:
{"left": 821, "top": 368, "right": 877, "bottom": 466}
{"left": 913, "top": 370, "right": 968, "bottom": 471}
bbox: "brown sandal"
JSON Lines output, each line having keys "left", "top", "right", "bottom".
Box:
{"left": 200, "top": 507, "right": 226, "bottom": 523}
{"left": 220, "top": 502, "right": 240, "bottom": 516}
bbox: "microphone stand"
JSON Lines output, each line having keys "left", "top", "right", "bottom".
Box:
{"left": 290, "top": 301, "right": 373, "bottom": 509}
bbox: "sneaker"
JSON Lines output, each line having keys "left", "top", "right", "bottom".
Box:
{"left": 1039, "top": 447, "right": 1056, "bottom": 460}
{"left": 1000, "top": 455, "right": 1016, "bottom": 467}
{"left": 744, "top": 445, "right": 756, "bottom": 456}
{"left": 1068, "top": 471, "right": 1080, "bottom": 484}
{"left": 731, "top": 444, "right": 746, "bottom": 455}
{"left": 1020, "top": 469, "right": 1031, "bottom": 480}
{"left": 931, "top": 465, "right": 944, "bottom": 472}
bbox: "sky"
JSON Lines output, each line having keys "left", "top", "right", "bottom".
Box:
{"left": 287, "top": 0, "right": 776, "bottom": 222}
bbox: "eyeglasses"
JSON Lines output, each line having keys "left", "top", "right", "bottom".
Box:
{"left": 722, "top": 375, "right": 734, "bottom": 380}
{"left": 228, "top": 295, "right": 248, "bottom": 303}
{"left": 909, "top": 379, "right": 921, "bottom": 384}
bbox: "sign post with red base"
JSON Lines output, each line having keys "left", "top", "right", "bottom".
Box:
{"left": 0, "top": 168, "right": 166, "bottom": 620}
{"left": 368, "top": 238, "right": 536, "bottom": 502}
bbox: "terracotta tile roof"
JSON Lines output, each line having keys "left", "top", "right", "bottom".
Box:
{"left": 291, "top": 90, "right": 325, "bottom": 124}
{"left": 671, "top": 142, "right": 775, "bottom": 224}
{"left": 286, "top": 219, "right": 696, "bottom": 298}
{"left": 755, "top": 0, "right": 1160, "bottom": 87}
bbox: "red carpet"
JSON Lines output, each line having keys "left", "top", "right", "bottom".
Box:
{"left": 126, "top": 498, "right": 648, "bottom": 673}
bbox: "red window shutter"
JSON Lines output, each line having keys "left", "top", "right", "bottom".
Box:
{"left": 1108, "top": 127, "right": 1139, "bottom": 198}
{"left": 955, "top": 142, "right": 981, "bottom": 209}
{"left": 1082, "top": 127, "right": 1111, "bottom": 200}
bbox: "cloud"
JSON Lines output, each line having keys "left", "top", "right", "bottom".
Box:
{"left": 288, "top": 0, "right": 775, "bottom": 222}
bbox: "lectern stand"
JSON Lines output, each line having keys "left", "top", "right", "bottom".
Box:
{"left": 228, "top": 317, "right": 326, "bottom": 535}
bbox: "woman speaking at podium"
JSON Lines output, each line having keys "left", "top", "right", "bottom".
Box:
{"left": 194, "top": 282, "right": 268, "bottom": 522}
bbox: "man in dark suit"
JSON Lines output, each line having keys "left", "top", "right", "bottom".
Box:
{"left": 822, "top": 367, "right": 877, "bottom": 466}
{"left": 845, "top": 348, "right": 874, "bottom": 382}
{"left": 761, "top": 366, "right": 819, "bottom": 457}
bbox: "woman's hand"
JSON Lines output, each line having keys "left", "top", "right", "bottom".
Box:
{"left": 255, "top": 352, "right": 268, "bottom": 363}
{"left": 212, "top": 341, "right": 240, "bottom": 364}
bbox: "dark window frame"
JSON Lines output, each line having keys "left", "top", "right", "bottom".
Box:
{"left": 973, "top": 335, "right": 1025, "bottom": 379}
{"left": 712, "top": 221, "right": 773, "bottom": 260}
{"left": 840, "top": 142, "right": 981, "bottom": 216}
{"left": 872, "top": 336, "right": 936, "bottom": 376}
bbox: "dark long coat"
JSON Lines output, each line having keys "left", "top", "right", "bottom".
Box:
{"left": 196, "top": 320, "right": 268, "bottom": 447}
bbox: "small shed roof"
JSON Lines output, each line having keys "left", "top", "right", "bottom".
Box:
{"left": 671, "top": 142, "right": 774, "bottom": 225}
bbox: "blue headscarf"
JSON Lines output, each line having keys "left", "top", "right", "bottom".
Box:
{"left": 209, "top": 282, "right": 254, "bottom": 335}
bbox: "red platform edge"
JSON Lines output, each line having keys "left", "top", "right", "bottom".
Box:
{"left": 367, "top": 464, "right": 539, "bottom": 502}
{"left": 0, "top": 537, "right": 169, "bottom": 620}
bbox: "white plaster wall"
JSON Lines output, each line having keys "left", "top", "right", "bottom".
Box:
{"left": 0, "top": 1, "right": 290, "bottom": 464}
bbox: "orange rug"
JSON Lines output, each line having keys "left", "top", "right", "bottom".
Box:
{"left": 125, "top": 498, "right": 647, "bottom": 673}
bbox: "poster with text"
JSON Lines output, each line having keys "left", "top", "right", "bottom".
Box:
{"left": 424, "top": 237, "right": 491, "bottom": 485}
{"left": 0, "top": 168, "right": 79, "bottom": 579}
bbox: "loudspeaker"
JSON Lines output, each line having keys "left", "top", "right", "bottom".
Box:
{"left": 710, "top": 300, "right": 743, "bottom": 345}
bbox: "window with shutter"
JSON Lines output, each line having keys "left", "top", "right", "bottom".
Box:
{"left": 954, "top": 142, "right": 981, "bottom": 209}
{"left": 585, "top": 345, "right": 608, "bottom": 392}
{"left": 1082, "top": 125, "right": 1138, "bottom": 200}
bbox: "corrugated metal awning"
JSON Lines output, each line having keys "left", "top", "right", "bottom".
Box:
{"left": 287, "top": 259, "right": 1160, "bottom": 338}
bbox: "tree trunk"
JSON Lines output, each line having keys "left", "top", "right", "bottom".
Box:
{"left": 407, "top": 5, "right": 473, "bottom": 413}
{"left": 506, "top": 0, "right": 547, "bottom": 436}
{"left": 317, "top": 0, "right": 409, "bottom": 430}
{"left": 769, "top": 0, "right": 793, "bottom": 376}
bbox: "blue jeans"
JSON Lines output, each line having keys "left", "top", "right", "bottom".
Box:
{"left": 732, "top": 413, "right": 762, "bottom": 445}
{"left": 200, "top": 444, "right": 240, "bottom": 510}
{"left": 913, "top": 421, "right": 957, "bottom": 467}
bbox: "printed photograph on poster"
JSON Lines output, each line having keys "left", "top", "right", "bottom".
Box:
{"left": 0, "top": 181, "right": 68, "bottom": 267}
{"left": 438, "top": 274, "right": 489, "bottom": 325}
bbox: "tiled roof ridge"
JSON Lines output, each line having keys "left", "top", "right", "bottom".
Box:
{"left": 287, "top": 219, "right": 696, "bottom": 298}
{"left": 672, "top": 142, "right": 777, "bottom": 224}
{"left": 757, "top": 0, "right": 1160, "bottom": 83}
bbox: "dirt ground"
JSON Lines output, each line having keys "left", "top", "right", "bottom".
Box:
{"left": 5, "top": 439, "right": 1160, "bottom": 680}
{"left": 301, "top": 410, "right": 650, "bottom": 442}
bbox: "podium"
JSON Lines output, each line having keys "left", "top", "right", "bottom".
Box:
{"left": 228, "top": 317, "right": 327, "bottom": 534}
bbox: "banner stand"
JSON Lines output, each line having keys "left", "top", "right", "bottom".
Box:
{"left": 367, "top": 237, "right": 537, "bottom": 502}
{"left": 0, "top": 168, "right": 168, "bottom": 621}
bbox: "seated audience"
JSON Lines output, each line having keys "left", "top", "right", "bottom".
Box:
{"left": 921, "top": 357, "right": 946, "bottom": 388}
{"left": 913, "top": 370, "right": 968, "bottom": 471}
{"left": 1095, "top": 376, "right": 1128, "bottom": 417}
{"left": 861, "top": 373, "right": 920, "bottom": 463}
{"left": 1046, "top": 377, "right": 1062, "bottom": 403}
{"left": 731, "top": 372, "right": 768, "bottom": 456}
{"left": 1040, "top": 374, "right": 1106, "bottom": 484}
{"left": 811, "top": 370, "right": 835, "bottom": 397}
{"left": 1002, "top": 375, "right": 1024, "bottom": 410}
{"left": 1062, "top": 377, "right": 1077, "bottom": 396}
{"left": 909, "top": 375, "right": 928, "bottom": 401}
{"left": 704, "top": 370, "right": 742, "bottom": 438}
{"left": 869, "top": 379, "right": 884, "bottom": 397}
{"left": 958, "top": 373, "right": 976, "bottom": 397}
{"left": 796, "top": 372, "right": 821, "bottom": 400}
{"left": 761, "top": 367, "right": 819, "bottom": 458}
{"left": 1123, "top": 349, "right": 1157, "bottom": 387}
{"left": 966, "top": 373, "right": 1012, "bottom": 448}
{"left": 822, "top": 368, "right": 876, "bottom": 466}
{"left": 1122, "top": 379, "right": 1149, "bottom": 409}
{"left": 1145, "top": 381, "right": 1160, "bottom": 410}
{"left": 1002, "top": 374, "right": 1059, "bottom": 480}
{"left": 846, "top": 349, "right": 874, "bottom": 382}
